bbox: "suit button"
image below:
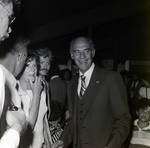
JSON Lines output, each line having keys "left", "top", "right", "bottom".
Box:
{"left": 80, "top": 117, "right": 82, "bottom": 120}
{"left": 81, "top": 104, "right": 83, "bottom": 106}
{"left": 80, "top": 111, "right": 83, "bottom": 113}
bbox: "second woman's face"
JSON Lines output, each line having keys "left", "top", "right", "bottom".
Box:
{"left": 24, "top": 58, "right": 37, "bottom": 82}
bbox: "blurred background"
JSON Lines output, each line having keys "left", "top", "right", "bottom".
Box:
{"left": 12, "top": 0, "right": 150, "bottom": 75}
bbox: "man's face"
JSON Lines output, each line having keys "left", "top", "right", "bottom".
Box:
{"left": 39, "top": 56, "right": 50, "bottom": 77}
{"left": 70, "top": 38, "right": 95, "bottom": 74}
{"left": 137, "top": 107, "right": 150, "bottom": 123}
{"left": 0, "top": 2, "right": 13, "bottom": 42}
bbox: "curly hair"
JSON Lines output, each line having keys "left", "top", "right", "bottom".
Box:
{"left": 36, "top": 47, "right": 53, "bottom": 61}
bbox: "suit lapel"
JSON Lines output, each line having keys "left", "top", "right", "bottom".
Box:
{"left": 81, "top": 66, "right": 105, "bottom": 121}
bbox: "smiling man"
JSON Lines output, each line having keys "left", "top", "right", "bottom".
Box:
{"left": 52, "top": 37, "right": 131, "bottom": 148}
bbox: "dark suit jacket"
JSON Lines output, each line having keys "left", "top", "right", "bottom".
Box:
{"left": 61, "top": 66, "right": 131, "bottom": 148}
{"left": 49, "top": 76, "right": 67, "bottom": 106}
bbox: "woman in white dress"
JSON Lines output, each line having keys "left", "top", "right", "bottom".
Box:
{"left": 18, "top": 51, "right": 51, "bottom": 148}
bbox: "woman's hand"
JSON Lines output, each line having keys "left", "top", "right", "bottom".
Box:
{"left": 30, "top": 76, "right": 43, "bottom": 98}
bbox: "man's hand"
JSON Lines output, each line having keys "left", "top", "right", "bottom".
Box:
{"left": 51, "top": 140, "right": 64, "bottom": 148}
{"left": 6, "top": 108, "right": 27, "bottom": 135}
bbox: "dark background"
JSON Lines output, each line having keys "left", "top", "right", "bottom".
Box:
{"left": 13, "top": 0, "right": 150, "bottom": 66}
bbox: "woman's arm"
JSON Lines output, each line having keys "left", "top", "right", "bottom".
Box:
{"left": 28, "top": 76, "right": 43, "bottom": 129}
{"left": 44, "top": 114, "right": 52, "bottom": 147}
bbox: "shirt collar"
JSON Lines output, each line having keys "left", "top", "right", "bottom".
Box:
{"left": 79, "top": 63, "right": 95, "bottom": 80}
{"left": 134, "top": 119, "right": 150, "bottom": 130}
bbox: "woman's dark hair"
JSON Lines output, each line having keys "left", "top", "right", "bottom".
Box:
{"left": 136, "top": 98, "right": 150, "bottom": 111}
{"left": 16, "top": 50, "right": 37, "bottom": 79}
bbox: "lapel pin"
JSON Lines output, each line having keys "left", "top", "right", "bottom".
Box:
{"left": 96, "top": 81, "right": 99, "bottom": 83}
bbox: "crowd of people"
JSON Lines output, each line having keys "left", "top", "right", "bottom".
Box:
{"left": 0, "top": 0, "right": 150, "bottom": 148}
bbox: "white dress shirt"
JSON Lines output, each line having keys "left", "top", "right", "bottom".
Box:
{"left": 77, "top": 63, "right": 95, "bottom": 96}
{"left": 0, "top": 64, "right": 20, "bottom": 148}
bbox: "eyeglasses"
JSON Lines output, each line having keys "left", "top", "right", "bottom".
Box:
{"left": 0, "top": 3, "right": 16, "bottom": 25}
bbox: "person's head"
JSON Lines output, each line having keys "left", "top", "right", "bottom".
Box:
{"left": 0, "top": 36, "right": 30, "bottom": 77}
{"left": 36, "top": 47, "right": 53, "bottom": 77}
{"left": 136, "top": 98, "right": 150, "bottom": 123}
{"left": 19, "top": 51, "right": 38, "bottom": 83}
{"left": 120, "top": 70, "right": 131, "bottom": 86}
{"left": 70, "top": 37, "right": 95, "bottom": 74}
{"left": 49, "top": 100, "right": 64, "bottom": 125}
{"left": 0, "top": 0, "right": 21, "bottom": 41}
{"left": 61, "top": 68, "right": 72, "bottom": 82}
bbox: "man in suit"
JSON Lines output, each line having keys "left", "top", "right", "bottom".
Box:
{"left": 52, "top": 37, "right": 131, "bottom": 148}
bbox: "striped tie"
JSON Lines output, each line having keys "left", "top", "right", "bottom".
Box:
{"left": 80, "top": 75, "right": 86, "bottom": 99}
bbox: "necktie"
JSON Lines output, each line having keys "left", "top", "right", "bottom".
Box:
{"left": 80, "top": 75, "right": 86, "bottom": 99}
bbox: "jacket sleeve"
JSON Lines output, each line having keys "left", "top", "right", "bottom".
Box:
{"left": 60, "top": 117, "right": 74, "bottom": 148}
{"left": 106, "top": 72, "right": 131, "bottom": 148}
{"left": 60, "top": 79, "right": 76, "bottom": 148}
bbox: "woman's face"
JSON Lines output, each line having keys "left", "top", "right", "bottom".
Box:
{"left": 23, "top": 58, "right": 37, "bottom": 83}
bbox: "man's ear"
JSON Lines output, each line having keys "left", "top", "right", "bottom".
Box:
{"left": 16, "top": 52, "right": 24, "bottom": 65}
{"left": 70, "top": 51, "right": 74, "bottom": 60}
{"left": 92, "top": 49, "right": 95, "bottom": 58}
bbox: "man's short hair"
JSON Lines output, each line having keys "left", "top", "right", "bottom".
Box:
{"left": 70, "top": 36, "right": 95, "bottom": 52}
{"left": 36, "top": 47, "right": 53, "bottom": 61}
{"left": 0, "top": 35, "right": 30, "bottom": 58}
